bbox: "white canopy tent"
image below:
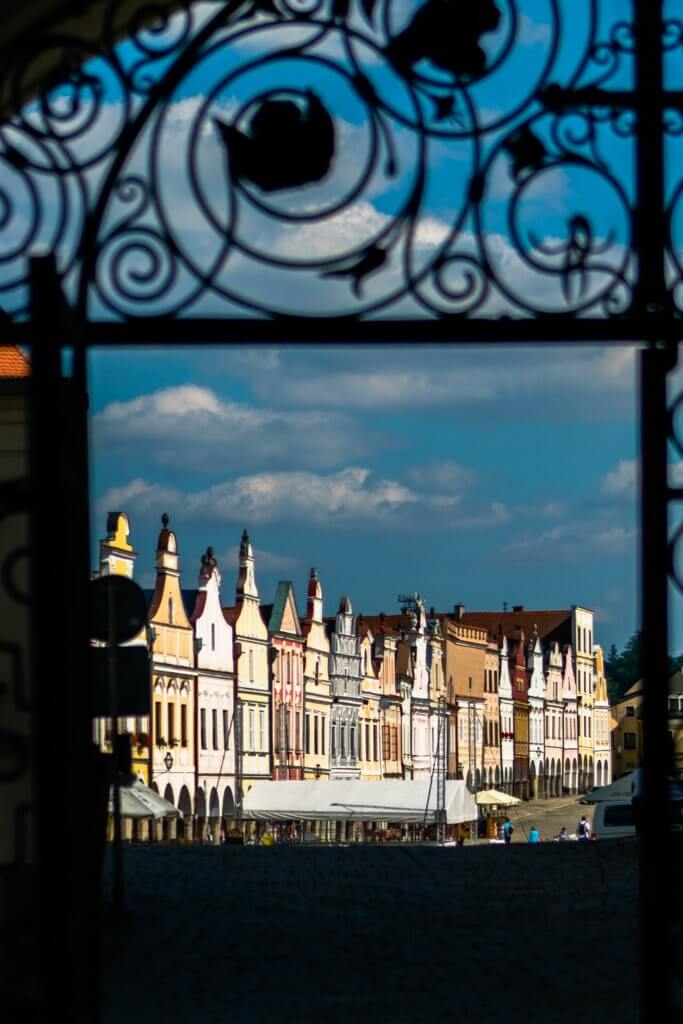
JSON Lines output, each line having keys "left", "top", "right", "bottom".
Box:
{"left": 108, "top": 779, "right": 183, "bottom": 820}
{"left": 580, "top": 773, "right": 634, "bottom": 804}
{"left": 241, "top": 780, "right": 477, "bottom": 824}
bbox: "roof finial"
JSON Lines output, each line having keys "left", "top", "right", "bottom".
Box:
{"left": 161, "top": 512, "right": 169, "bottom": 529}
{"left": 310, "top": 566, "right": 318, "bottom": 580}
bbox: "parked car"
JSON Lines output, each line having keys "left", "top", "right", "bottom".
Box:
{"left": 591, "top": 800, "right": 636, "bottom": 840}
{"left": 592, "top": 793, "right": 683, "bottom": 840}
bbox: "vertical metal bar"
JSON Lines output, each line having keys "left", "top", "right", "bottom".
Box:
{"left": 67, "top": 283, "right": 99, "bottom": 1022}
{"left": 29, "top": 256, "right": 70, "bottom": 1019}
{"left": 633, "top": 0, "right": 669, "bottom": 317}
{"left": 633, "top": 1, "right": 675, "bottom": 1018}
{"left": 639, "top": 346, "right": 675, "bottom": 1021}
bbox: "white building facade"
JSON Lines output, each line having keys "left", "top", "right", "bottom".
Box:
{"left": 328, "top": 597, "right": 363, "bottom": 781}
{"left": 191, "top": 547, "right": 236, "bottom": 839}
{"left": 498, "top": 636, "right": 515, "bottom": 793}
{"left": 527, "top": 632, "right": 546, "bottom": 799}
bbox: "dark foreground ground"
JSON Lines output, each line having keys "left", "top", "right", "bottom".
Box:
{"left": 101, "top": 839, "right": 638, "bottom": 1024}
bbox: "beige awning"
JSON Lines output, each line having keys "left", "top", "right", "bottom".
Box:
{"left": 475, "top": 789, "right": 521, "bottom": 807}
{"left": 108, "top": 779, "right": 182, "bottom": 820}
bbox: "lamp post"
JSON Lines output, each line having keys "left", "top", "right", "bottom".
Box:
{"left": 164, "top": 751, "right": 173, "bottom": 772}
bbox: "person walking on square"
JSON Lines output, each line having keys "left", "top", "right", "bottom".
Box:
{"left": 557, "top": 826, "right": 569, "bottom": 841}
{"left": 528, "top": 825, "right": 540, "bottom": 843}
{"left": 577, "top": 815, "right": 590, "bottom": 842}
{"left": 502, "top": 817, "right": 514, "bottom": 844}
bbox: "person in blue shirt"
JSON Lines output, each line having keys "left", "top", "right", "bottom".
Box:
{"left": 502, "top": 817, "right": 514, "bottom": 844}
{"left": 528, "top": 826, "right": 540, "bottom": 843}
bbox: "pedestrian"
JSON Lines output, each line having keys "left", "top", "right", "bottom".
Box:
{"left": 206, "top": 824, "right": 213, "bottom": 844}
{"left": 528, "top": 826, "right": 540, "bottom": 843}
{"left": 577, "top": 815, "right": 590, "bottom": 841}
{"left": 557, "top": 826, "right": 569, "bottom": 841}
{"left": 502, "top": 817, "right": 514, "bottom": 844}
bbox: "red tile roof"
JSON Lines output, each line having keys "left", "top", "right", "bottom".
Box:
{"left": 0, "top": 345, "right": 30, "bottom": 378}
{"left": 458, "top": 610, "right": 572, "bottom": 642}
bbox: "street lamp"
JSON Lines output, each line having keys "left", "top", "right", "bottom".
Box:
{"left": 164, "top": 751, "right": 173, "bottom": 772}
{"left": 315, "top": 763, "right": 321, "bottom": 778}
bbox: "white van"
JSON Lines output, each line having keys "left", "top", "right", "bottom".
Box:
{"left": 591, "top": 800, "right": 636, "bottom": 840}
{"left": 592, "top": 791, "right": 683, "bottom": 839}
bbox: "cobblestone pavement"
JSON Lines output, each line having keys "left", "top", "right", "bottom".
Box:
{"left": 471, "top": 796, "right": 597, "bottom": 844}
{"left": 101, "top": 837, "right": 638, "bottom": 1024}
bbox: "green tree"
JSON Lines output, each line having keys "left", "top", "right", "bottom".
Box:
{"left": 605, "top": 630, "right": 683, "bottom": 703}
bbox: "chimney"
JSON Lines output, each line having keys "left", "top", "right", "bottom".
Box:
{"left": 453, "top": 602, "right": 465, "bottom": 620}
{"left": 512, "top": 605, "right": 524, "bottom": 613}
{"left": 503, "top": 602, "right": 508, "bottom": 612}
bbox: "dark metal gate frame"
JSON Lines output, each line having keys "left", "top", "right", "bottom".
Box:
{"left": 0, "top": 0, "right": 681, "bottom": 1020}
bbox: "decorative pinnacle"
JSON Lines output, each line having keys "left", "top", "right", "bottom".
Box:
{"left": 161, "top": 512, "right": 169, "bottom": 528}
{"left": 310, "top": 567, "right": 318, "bottom": 580}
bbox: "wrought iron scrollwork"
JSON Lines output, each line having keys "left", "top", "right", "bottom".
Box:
{"left": 0, "top": 0, "right": 673, "bottom": 322}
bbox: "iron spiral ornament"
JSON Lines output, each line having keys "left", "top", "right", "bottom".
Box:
{"left": 0, "top": 1, "right": 680, "bottom": 322}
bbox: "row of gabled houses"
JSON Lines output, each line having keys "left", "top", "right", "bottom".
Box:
{"left": 94, "top": 511, "right": 612, "bottom": 838}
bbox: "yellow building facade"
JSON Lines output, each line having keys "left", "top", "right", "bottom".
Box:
{"left": 148, "top": 514, "right": 196, "bottom": 835}
{"left": 359, "top": 626, "right": 382, "bottom": 781}
{"left": 610, "top": 681, "right": 643, "bottom": 778}
{"left": 226, "top": 531, "right": 271, "bottom": 805}
{"left": 94, "top": 512, "right": 151, "bottom": 783}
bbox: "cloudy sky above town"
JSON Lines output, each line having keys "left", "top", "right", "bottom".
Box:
{"left": 88, "top": 340, "right": 683, "bottom": 654}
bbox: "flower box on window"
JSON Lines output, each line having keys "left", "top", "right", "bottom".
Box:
{"left": 157, "top": 736, "right": 167, "bottom": 748}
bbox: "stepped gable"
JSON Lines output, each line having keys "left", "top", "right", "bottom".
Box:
{"left": 0, "top": 345, "right": 30, "bottom": 378}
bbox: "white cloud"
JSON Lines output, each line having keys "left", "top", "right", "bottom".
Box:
{"left": 601, "top": 458, "right": 638, "bottom": 498}
{"left": 406, "top": 460, "right": 478, "bottom": 492}
{"left": 221, "top": 345, "right": 637, "bottom": 418}
{"left": 92, "top": 384, "right": 380, "bottom": 471}
{"left": 504, "top": 521, "right": 637, "bottom": 559}
{"left": 600, "top": 457, "right": 683, "bottom": 497}
{"left": 518, "top": 13, "right": 551, "bottom": 46}
{"left": 98, "top": 467, "right": 417, "bottom": 526}
{"left": 96, "top": 465, "right": 512, "bottom": 531}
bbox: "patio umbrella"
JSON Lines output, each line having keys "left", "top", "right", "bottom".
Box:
{"left": 108, "top": 779, "right": 182, "bottom": 820}
{"left": 475, "top": 789, "right": 521, "bottom": 807}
